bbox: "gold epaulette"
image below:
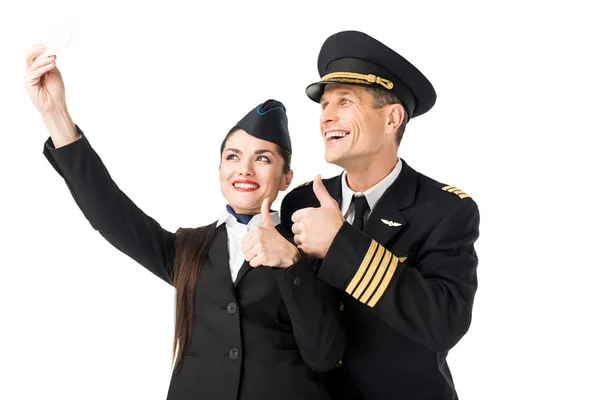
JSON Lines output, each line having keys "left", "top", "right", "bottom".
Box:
{"left": 293, "top": 180, "right": 312, "bottom": 190}
{"left": 441, "top": 185, "right": 471, "bottom": 200}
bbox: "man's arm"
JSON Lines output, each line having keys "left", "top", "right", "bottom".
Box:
{"left": 272, "top": 252, "right": 346, "bottom": 372}
{"left": 317, "top": 200, "right": 479, "bottom": 352}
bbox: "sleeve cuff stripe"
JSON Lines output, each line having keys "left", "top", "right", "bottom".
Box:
{"left": 345, "top": 240, "right": 378, "bottom": 295}
{"left": 351, "top": 244, "right": 386, "bottom": 300}
{"left": 359, "top": 249, "right": 392, "bottom": 303}
{"left": 367, "top": 254, "right": 399, "bottom": 307}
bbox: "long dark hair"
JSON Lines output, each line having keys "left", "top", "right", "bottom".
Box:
{"left": 171, "top": 125, "right": 291, "bottom": 370}
{"left": 171, "top": 224, "right": 217, "bottom": 370}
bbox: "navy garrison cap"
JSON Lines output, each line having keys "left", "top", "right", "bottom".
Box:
{"left": 236, "top": 99, "right": 291, "bottom": 152}
{"left": 306, "top": 31, "right": 436, "bottom": 120}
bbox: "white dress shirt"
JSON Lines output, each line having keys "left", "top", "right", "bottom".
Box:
{"left": 340, "top": 158, "right": 403, "bottom": 225}
{"left": 216, "top": 210, "right": 281, "bottom": 281}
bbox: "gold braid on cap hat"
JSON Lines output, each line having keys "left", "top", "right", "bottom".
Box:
{"left": 320, "top": 72, "right": 394, "bottom": 90}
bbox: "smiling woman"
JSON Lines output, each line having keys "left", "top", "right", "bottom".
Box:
{"left": 219, "top": 105, "right": 293, "bottom": 216}
{"left": 24, "top": 42, "right": 345, "bottom": 400}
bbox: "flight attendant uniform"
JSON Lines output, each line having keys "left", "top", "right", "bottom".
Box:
{"left": 42, "top": 100, "right": 345, "bottom": 400}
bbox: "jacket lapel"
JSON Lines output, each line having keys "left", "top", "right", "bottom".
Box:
{"left": 233, "top": 261, "right": 251, "bottom": 288}
{"left": 324, "top": 174, "right": 343, "bottom": 206}
{"left": 208, "top": 224, "right": 235, "bottom": 294}
{"left": 363, "top": 160, "right": 418, "bottom": 247}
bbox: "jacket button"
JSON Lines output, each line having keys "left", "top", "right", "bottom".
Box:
{"left": 293, "top": 277, "right": 301, "bottom": 285}
{"left": 226, "top": 302, "right": 237, "bottom": 314}
{"left": 229, "top": 348, "right": 240, "bottom": 360}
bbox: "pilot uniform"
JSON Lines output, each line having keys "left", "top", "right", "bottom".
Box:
{"left": 280, "top": 31, "right": 480, "bottom": 400}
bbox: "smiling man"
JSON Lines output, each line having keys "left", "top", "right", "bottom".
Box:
{"left": 281, "top": 31, "right": 481, "bottom": 400}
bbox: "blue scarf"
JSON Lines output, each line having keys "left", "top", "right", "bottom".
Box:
{"left": 225, "top": 205, "right": 255, "bottom": 225}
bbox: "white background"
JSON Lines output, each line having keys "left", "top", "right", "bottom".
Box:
{"left": 1, "top": 0, "right": 599, "bottom": 399}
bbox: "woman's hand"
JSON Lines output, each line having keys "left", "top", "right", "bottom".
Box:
{"left": 242, "top": 198, "right": 300, "bottom": 268}
{"left": 24, "top": 44, "right": 66, "bottom": 115}
{"left": 24, "top": 43, "right": 78, "bottom": 147}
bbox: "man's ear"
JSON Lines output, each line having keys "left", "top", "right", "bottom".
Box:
{"left": 385, "top": 104, "right": 404, "bottom": 135}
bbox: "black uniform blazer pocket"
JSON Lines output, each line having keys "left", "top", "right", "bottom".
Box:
{"left": 182, "top": 349, "right": 202, "bottom": 357}
{"left": 273, "top": 333, "right": 300, "bottom": 350}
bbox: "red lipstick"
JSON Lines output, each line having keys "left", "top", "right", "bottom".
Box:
{"left": 232, "top": 180, "right": 260, "bottom": 192}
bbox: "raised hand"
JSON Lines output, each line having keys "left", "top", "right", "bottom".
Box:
{"left": 24, "top": 44, "right": 66, "bottom": 115}
{"left": 291, "top": 175, "right": 345, "bottom": 259}
{"left": 242, "top": 198, "right": 300, "bottom": 268}
{"left": 24, "top": 43, "right": 78, "bottom": 147}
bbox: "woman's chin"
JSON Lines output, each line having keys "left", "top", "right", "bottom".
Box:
{"left": 228, "top": 200, "right": 260, "bottom": 215}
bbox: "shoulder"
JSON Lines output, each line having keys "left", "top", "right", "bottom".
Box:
{"left": 174, "top": 221, "right": 219, "bottom": 243}
{"left": 411, "top": 168, "right": 478, "bottom": 222}
{"left": 427, "top": 179, "right": 474, "bottom": 203}
{"left": 284, "top": 179, "right": 314, "bottom": 202}
{"left": 416, "top": 169, "right": 474, "bottom": 200}
{"left": 396, "top": 167, "right": 480, "bottom": 234}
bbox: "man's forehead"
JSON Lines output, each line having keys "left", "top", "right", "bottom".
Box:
{"left": 320, "top": 84, "right": 364, "bottom": 101}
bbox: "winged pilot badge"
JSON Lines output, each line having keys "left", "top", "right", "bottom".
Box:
{"left": 381, "top": 219, "right": 402, "bottom": 227}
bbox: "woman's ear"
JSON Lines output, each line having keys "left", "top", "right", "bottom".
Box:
{"left": 280, "top": 169, "right": 294, "bottom": 191}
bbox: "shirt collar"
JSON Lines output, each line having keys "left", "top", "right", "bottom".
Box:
{"left": 340, "top": 158, "right": 403, "bottom": 217}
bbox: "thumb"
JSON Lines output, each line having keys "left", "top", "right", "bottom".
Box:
{"left": 313, "top": 175, "right": 337, "bottom": 208}
{"left": 261, "top": 197, "right": 274, "bottom": 227}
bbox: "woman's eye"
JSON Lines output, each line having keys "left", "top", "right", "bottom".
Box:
{"left": 256, "top": 155, "right": 271, "bottom": 162}
{"left": 340, "top": 98, "right": 350, "bottom": 105}
{"left": 226, "top": 154, "right": 238, "bottom": 160}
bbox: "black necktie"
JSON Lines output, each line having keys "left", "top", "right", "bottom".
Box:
{"left": 351, "top": 195, "right": 370, "bottom": 231}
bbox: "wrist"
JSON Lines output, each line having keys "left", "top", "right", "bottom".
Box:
{"left": 282, "top": 246, "right": 301, "bottom": 268}
{"left": 42, "top": 107, "right": 79, "bottom": 148}
{"left": 291, "top": 247, "right": 301, "bottom": 264}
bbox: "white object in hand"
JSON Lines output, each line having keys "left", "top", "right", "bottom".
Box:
{"left": 39, "top": 17, "right": 79, "bottom": 58}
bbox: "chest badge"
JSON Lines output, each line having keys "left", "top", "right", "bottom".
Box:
{"left": 381, "top": 218, "right": 402, "bottom": 227}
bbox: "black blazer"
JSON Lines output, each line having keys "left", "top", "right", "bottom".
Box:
{"left": 281, "top": 161, "right": 480, "bottom": 400}
{"left": 43, "top": 127, "right": 345, "bottom": 400}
